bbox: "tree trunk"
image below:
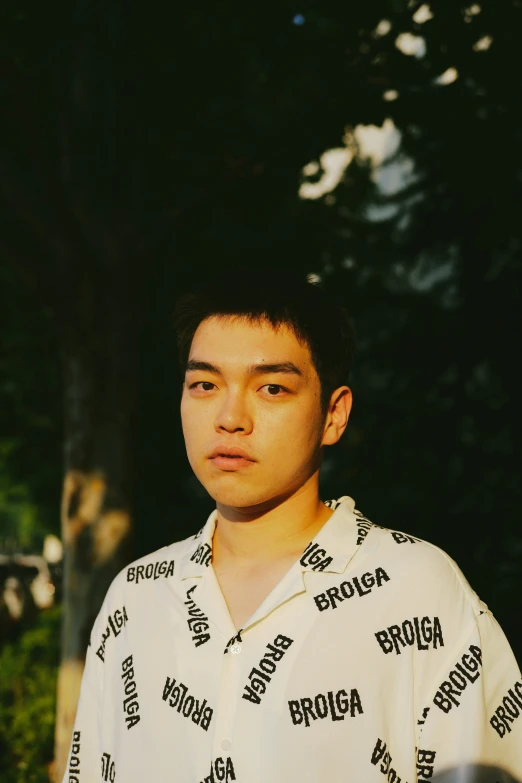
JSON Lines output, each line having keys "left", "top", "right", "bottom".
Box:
{"left": 52, "top": 291, "right": 139, "bottom": 781}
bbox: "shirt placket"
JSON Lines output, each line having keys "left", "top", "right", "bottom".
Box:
{"left": 192, "top": 566, "right": 245, "bottom": 761}
{"left": 211, "top": 635, "right": 245, "bottom": 760}
{"left": 193, "top": 559, "right": 309, "bottom": 764}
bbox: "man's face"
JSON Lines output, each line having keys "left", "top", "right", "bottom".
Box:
{"left": 180, "top": 316, "right": 331, "bottom": 511}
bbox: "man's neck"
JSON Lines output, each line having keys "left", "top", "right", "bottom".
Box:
{"left": 212, "top": 479, "right": 333, "bottom": 567}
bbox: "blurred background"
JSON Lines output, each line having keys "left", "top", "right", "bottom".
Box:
{"left": 1, "top": 0, "right": 521, "bottom": 780}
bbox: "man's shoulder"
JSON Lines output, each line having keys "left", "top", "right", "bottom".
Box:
{"left": 101, "top": 530, "right": 199, "bottom": 608}
{"left": 363, "top": 518, "right": 485, "bottom": 614}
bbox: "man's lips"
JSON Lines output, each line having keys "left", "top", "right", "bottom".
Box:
{"left": 208, "top": 446, "right": 256, "bottom": 470}
{"left": 208, "top": 446, "right": 255, "bottom": 460}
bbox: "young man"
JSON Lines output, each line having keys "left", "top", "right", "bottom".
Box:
{"left": 64, "top": 273, "right": 522, "bottom": 783}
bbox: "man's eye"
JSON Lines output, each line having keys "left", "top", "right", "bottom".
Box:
{"left": 190, "top": 382, "right": 215, "bottom": 391}
{"left": 262, "top": 384, "right": 288, "bottom": 396}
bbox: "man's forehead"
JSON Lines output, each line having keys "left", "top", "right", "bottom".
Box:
{"left": 192, "top": 315, "right": 301, "bottom": 347}
{"left": 188, "top": 315, "right": 312, "bottom": 368}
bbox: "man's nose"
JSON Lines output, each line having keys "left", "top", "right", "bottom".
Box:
{"left": 214, "top": 392, "right": 252, "bottom": 434}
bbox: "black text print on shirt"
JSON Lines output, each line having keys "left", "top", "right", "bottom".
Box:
{"left": 191, "top": 542, "right": 212, "bottom": 566}
{"left": 96, "top": 606, "right": 128, "bottom": 662}
{"left": 185, "top": 585, "right": 211, "bottom": 648}
{"left": 288, "top": 688, "right": 363, "bottom": 726}
{"left": 489, "top": 680, "right": 522, "bottom": 738}
{"left": 433, "top": 644, "right": 482, "bottom": 713}
{"left": 390, "top": 531, "right": 419, "bottom": 545}
{"left": 242, "top": 634, "right": 294, "bottom": 704}
{"left": 300, "top": 542, "right": 333, "bottom": 571}
{"left": 371, "top": 737, "right": 410, "bottom": 783}
{"left": 101, "top": 752, "right": 116, "bottom": 782}
{"left": 370, "top": 740, "right": 436, "bottom": 782}
{"left": 354, "top": 509, "right": 384, "bottom": 545}
{"left": 121, "top": 655, "right": 141, "bottom": 729}
{"left": 313, "top": 566, "right": 390, "bottom": 612}
{"left": 375, "top": 616, "right": 444, "bottom": 655}
{"left": 417, "top": 748, "right": 437, "bottom": 781}
{"left": 67, "top": 731, "right": 81, "bottom": 783}
{"left": 199, "top": 756, "right": 236, "bottom": 783}
{"left": 126, "top": 559, "right": 175, "bottom": 584}
{"left": 355, "top": 514, "right": 373, "bottom": 546}
{"left": 162, "top": 676, "right": 213, "bottom": 730}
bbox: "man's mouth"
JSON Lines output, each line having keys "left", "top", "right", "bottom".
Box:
{"left": 209, "top": 454, "right": 255, "bottom": 470}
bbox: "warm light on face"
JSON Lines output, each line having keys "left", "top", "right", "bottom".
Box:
{"left": 180, "top": 317, "right": 328, "bottom": 511}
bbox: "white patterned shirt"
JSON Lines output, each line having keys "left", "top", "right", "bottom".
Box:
{"left": 64, "top": 496, "right": 522, "bottom": 783}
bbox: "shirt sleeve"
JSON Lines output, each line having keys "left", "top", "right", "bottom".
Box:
{"left": 61, "top": 632, "right": 104, "bottom": 783}
{"left": 415, "top": 608, "right": 522, "bottom": 782}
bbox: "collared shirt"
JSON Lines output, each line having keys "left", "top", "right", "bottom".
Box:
{"left": 63, "top": 496, "right": 522, "bottom": 783}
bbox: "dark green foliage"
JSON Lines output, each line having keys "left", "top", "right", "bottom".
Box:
{"left": 0, "top": 607, "right": 61, "bottom": 782}
{"left": 0, "top": 264, "right": 62, "bottom": 542}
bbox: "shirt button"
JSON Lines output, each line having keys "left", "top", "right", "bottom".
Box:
{"left": 221, "top": 739, "right": 232, "bottom": 751}
{"left": 230, "top": 643, "right": 242, "bottom": 654}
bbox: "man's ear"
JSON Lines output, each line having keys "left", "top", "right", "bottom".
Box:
{"left": 321, "top": 387, "right": 352, "bottom": 447}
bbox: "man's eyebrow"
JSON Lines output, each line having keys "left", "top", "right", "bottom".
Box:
{"left": 185, "top": 359, "right": 303, "bottom": 377}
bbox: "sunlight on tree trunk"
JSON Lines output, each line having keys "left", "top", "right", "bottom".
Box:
{"left": 52, "top": 312, "right": 139, "bottom": 781}
{"left": 53, "top": 469, "right": 132, "bottom": 781}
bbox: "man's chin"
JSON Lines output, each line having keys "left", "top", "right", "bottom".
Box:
{"left": 212, "top": 489, "right": 302, "bottom": 519}
{"left": 197, "top": 468, "right": 303, "bottom": 513}
{"left": 212, "top": 492, "right": 265, "bottom": 510}
{"left": 205, "top": 484, "right": 277, "bottom": 513}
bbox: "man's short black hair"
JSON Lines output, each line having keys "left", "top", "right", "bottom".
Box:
{"left": 173, "top": 269, "right": 356, "bottom": 417}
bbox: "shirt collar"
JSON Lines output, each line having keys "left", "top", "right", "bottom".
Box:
{"left": 179, "top": 495, "right": 367, "bottom": 582}
{"left": 179, "top": 509, "right": 218, "bottom": 580}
